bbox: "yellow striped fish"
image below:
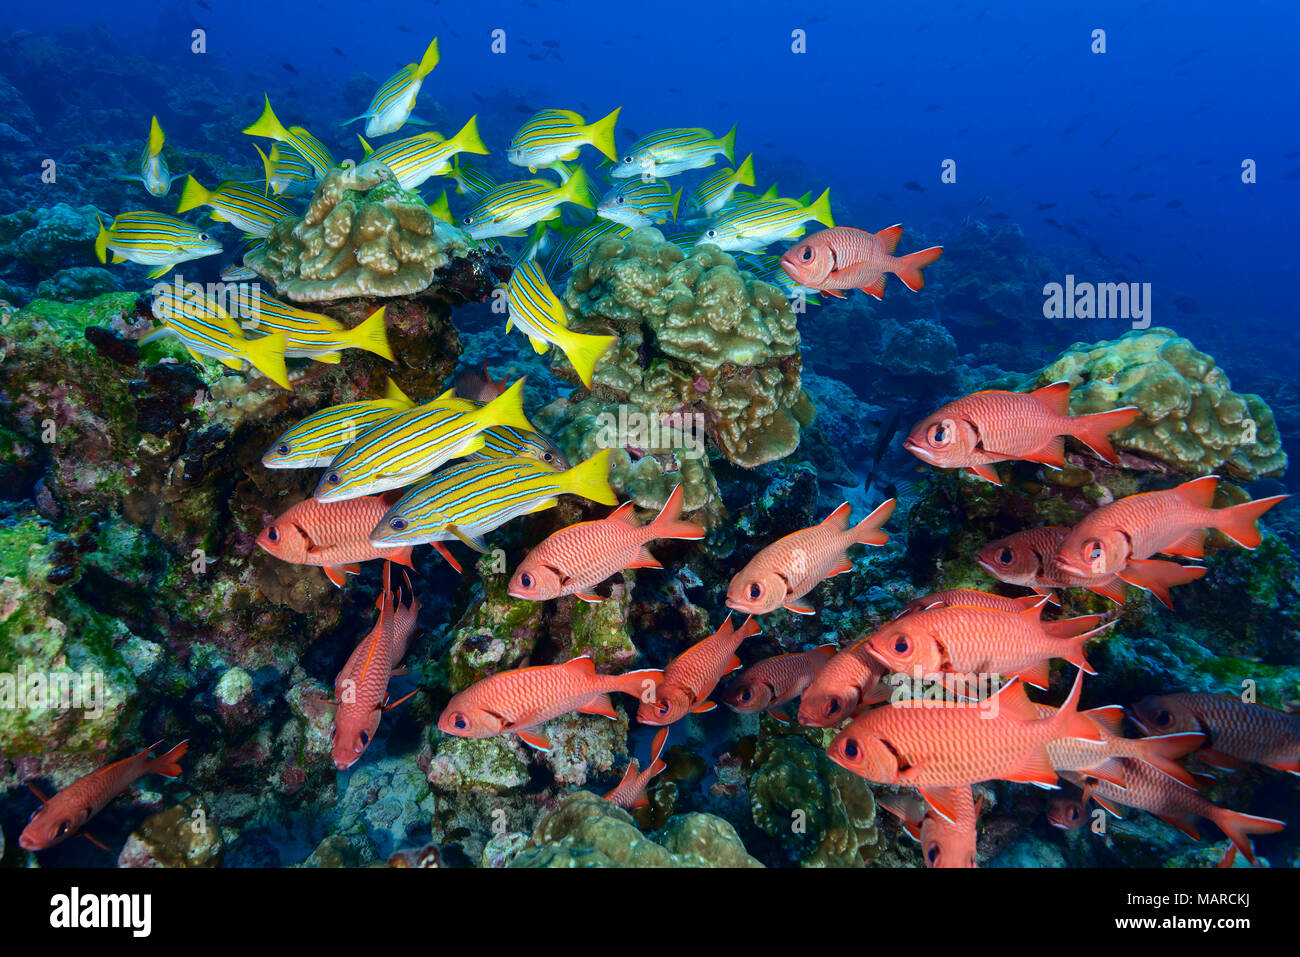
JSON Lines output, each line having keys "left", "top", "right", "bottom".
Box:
{"left": 94, "top": 211, "right": 222, "bottom": 280}
{"left": 134, "top": 116, "right": 183, "bottom": 197}
{"left": 146, "top": 282, "right": 290, "bottom": 389}
{"left": 256, "top": 143, "right": 318, "bottom": 197}
{"left": 461, "top": 169, "right": 594, "bottom": 240}
{"left": 369, "top": 450, "right": 614, "bottom": 549}
{"left": 177, "top": 177, "right": 295, "bottom": 238}
{"left": 612, "top": 126, "right": 736, "bottom": 179}
{"left": 448, "top": 157, "right": 499, "bottom": 198}
{"left": 464, "top": 417, "right": 570, "bottom": 470}
{"left": 344, "top": 38, "right": 439, "bottom": 137}
{"left": 241, "top": 293, "right": 392, "bottom": 363}
{"left": 316, "top": 379, "right": 534, "bottom": 502}
{"left": 242, "top": 96, "right": 336, "bottom": 178}
{"left": 596, "top": 178, "right": 681, "bottom": 227}
{"left": 697, "top": 188, "right": 834, "bottom": 252}
{"left": 263, "top": 380, "right": 415, "bottom": 468}
{"left": 505, "top": 261, "right": 615, "bottom": 389}
{"left": 688, "top": 154, "right": 756, "bottom": 216}
{"left": 359, "top": 115, "right": 487, "bottom": 190}
{"left": 507, "top": 107, "right": 621, "bottom": 172}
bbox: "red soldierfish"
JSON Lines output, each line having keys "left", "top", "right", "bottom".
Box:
{"left": 827, "top": 669, "right": 1103, "bottom": 824}
{"left": 20, "top": 740, "right": 189, "bottom": 851}
{"left": 878, "top": 786, "right": 980, "bottom": 867}
{"left": 779, "top": 225, "right": 942, "bottom": 300}
{"left": 978, "top": 526, "right": 1142, "bottom": 605}
{"left": 637, "top": 615, "right": 761, "bottom": 726}
{"left": 508, "top": 484, "right": 704, "bottom": 602}
{"left": 720, "top": 644, "right": 836, "bottom": 723}
{"left": 725, "top": 499, "right": 895, "bottom": 615}
{"left": 1054, "top": 475, "right": 1287, "bottom": 597}
{"left": 1032, "top": 702, "right": 1204, "bottom": 789}
{"left": 1066, "top": 761, "right": 1285, "bottom": 865}
{"left": 1128, "top": 692, "right": 1300, "bottom": 775}
{"left": 904, "top": 382, "right": 1140, "bottom": 485}
{"left": 797, "top": 637, "right": 891, "bottom": 727}
{"left": 890, "top": 587, "right": 1119, "bottom": 635}
{"left": 1047, "top": 796, "right": 1088, "bottom": 830}
{"left": 438, "top": 656, "right": 664, "bottom": 752}
{"left": 603, "top": 727, "right": 669, "bottom": 810}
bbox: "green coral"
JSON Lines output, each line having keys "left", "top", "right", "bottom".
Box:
{"left": 444, "top": 554, "right": 545, "bottom": 692}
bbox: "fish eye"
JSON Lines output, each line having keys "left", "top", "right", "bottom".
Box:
{"left": 927, "top": 845, "right": 940, "bottom": 864}
{"left": 58, "top": 821, "right": 70, "bottom": 836}
{"left": 800, "top": 246, "right": 813, "bottom": 261}
{"left": 462, "top": 216, "right": 473, "bottom": 225}
{"left": 389, "top": 518, "right": 406, "bottom": 530}
{"left": 706, "top": 229, "right": 717, "bottom": 239}
{"left": 276, "top": 443, "right": 290, "bottom": 455}
{"left": 656, "top": 700, "right": 669, "bottom": 715}
{"left": 326, "top": 472, "right": 340, "bottom": 485}
{"left": 543, "top": 452, "right": 554, "bottom": 461}
{"left": 452, "top": 714, "right": 468, "bottom": 730}
{"left": 928, "top": 423, "right": 950, "bottom": 446}
{"left": 615, "top": 195, "right": 625, "bottom": 204}
{"left": 520, "top": 573, "right": 532, "bottom": 588}
{"left": 622, "top": 155, "right": 634, "bottom": 164}
{"left": 892, "top": 635, "right": 910, "bottom": 655}
{"left": 1084, "top": 539, "right": 1103, "bottom": 560}
{"left": 997, "top": 547, "right": 1013, "bottom": 564}
{"left": 1154, "top": 709, "right": 1172, "bottom": 726}
{"left": 266, "top": 526, "right": 279, "bottom": 542}
{"left": 1069, "top": 806, "right": 1080, "bottom": 821}
{"left": 826, "top": 699, "right": 841, "bottom": 716}
{"left": 748, "top": 583, "right": 762, "bottom": 600}
{"left": 843, "top": 738, "right": 859, "bottom": 760}
{"left": 359, "top": 730, "right": 369, "bottom": 746}
{"left": 199, "top": 232, "right": 210, "bottom": 241}
{"left": 739, "top": 688, "right": 751, "bottom": 702}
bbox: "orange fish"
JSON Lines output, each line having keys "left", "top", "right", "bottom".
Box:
{"left": 779, "top": 225, "right": 943, "bottom": 299}
{"left": 1128, "top": 693, "right": 1300, "bottom": 775}
{"left": 878, "top": 786, "right": 980, "bottom": 868}
{"left": 904, "top": 382, "right": 1140, "bottom": 485}
{"left": 725, "top": 500, "right": 895, "bottom": 615}
{"left": 720, "top": 644, "right": 836, "bottom": 723}
{"left": 797, "top": 637, "right": 891, "bottom": 727}
{"left": 1032, "top": 702, "right": 1204, "bottom": 789}
{"left": 890, "top": 588, "right": 1049, "bottom": 619}
{"left": 20, "top": 740, "right": 189, "bottom": 851}
{"left": 637, "top": 615, "right": 761, "bottom": 726}
{"left": 1067, "top": 761, "right": 1285, "bottom": 865}
{"left": 1047, "top": 795, "right": 1088, "bottom": 830}
{"left": 439, "top": 655, "right": 664, "bottom": 752}
{"left": 258, "top": 491, "right": 460, "bottom": 584}
{"left": 508, "top": 484, "right": 704, "bottom": 602}
{"left": 1054, "top": 476, "right": 1288, "bottom": 596}
{"left": 977, "top": 527, "right": 1138, "bottom": 604}
{"left": 331, "top": 564, "right": 419, "bottom": 770}
{"left": 603, "top": 727, "right": 669, "bottom": 810}
{"left": 865, "top": 600, "right": 1111, "bottom": 690}
{"left": 827, "top": 669, "right": 1103, "bottom": 823}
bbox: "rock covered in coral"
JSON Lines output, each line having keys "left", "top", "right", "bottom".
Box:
{"left": 118, "top": 800, "right": 225, "bottom": 867}
{"left": 1007, "top": 328, "right": 1285, "bottom": 479}
{"left": 246, "top": 158, "right": 506, "bottom": 303}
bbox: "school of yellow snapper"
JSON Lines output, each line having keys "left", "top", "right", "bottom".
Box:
{"left": 26, "top": 35, "right": 1296, "bottom": 868}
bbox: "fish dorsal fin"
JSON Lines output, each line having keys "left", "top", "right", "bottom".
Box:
{"left": 384, "top": 378, "right": 413, "bottom": 406}
{"left": 1174, "top": 474, "right": 1219, "bottom": 508}
{"left": 875, "top": 224, "right": 904, "bottom": 255}
{"left": 1084, "top": 704, "right": 1125, "bottom": 736}
{"left": 564, "top": 654, "right": 596, "bottom": 676}
{"left": 822, "top": 502, "right": 853, "bottom": 530}
{"left": 607, "top": 501, "right": 639, "bottom": 525}
{"left": 1029, "top": 380, "right": 1072, "bottom": 416}
{"left": 991, "top": 677, "right": 1041, "bottom": 722}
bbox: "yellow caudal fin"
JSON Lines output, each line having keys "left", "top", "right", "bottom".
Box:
{"left": 557, "top": 328, "right": 616, "bottom": 389}
{"left": 476, "top": 377, "right": 533, "bottom": 433}
{"left": 347, "top": 306, "right": 393, "bottom": 361}
{"left": 415, "top": 37, "right": 440, "bottom": 80}
{"left": 242, "top": 95, "right": 288, "bottom": 141}
{"left": 241, "top": 331, "right": 291, "bottom": 390}
{"left": 668, "top": 188, "right": 681, "bottom": 221}
{"left": 94, "top": 214, "right": 110, "bottom": 264}
{"left": 176, "top": 175, "right": 210, "bottom": 214}
{"left": 254, "top": 144, "right": 275, "bottom": 196}
{"left": 383, "top": 377, "right": 414, "bottom": 406}
{"left": 718, "top": 124, "right": 737, "bottom": 164}
{"left": 561, "top": 448, "right": 616, "bottom": 506}
{"left": 427, "top": 190, "right": 452, "bottom": 223}
{"left": 807, "top": 188, "right": 834, "bottom": 227}
{"left": 734, "top": 153, "right": 755, "bottom": 187}
{"left": 586, "top": 106, "right": 621, "bottom": 162}
{"left": 559, "top": 165, "right": 594, "bottom": 209}
{"left": 449, "top": 114, "right": 488, "bottom": 156}
{"left": 148, "top": 115, "right": 165, "bottom": 157}
{"left": 357, "top": 135, "right": 375, "bottom": 159}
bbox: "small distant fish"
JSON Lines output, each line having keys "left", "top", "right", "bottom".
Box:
{"left": 280, "top": 62, "right": 298, "bottom": 74}
{"left": 1128, "top": 192, "right": 1155, "bottom": 201}
{"left": 1172, "top": 295, "right": 1199, "bottom": 314}
{"left": 94, "top": 211, "right": 221, "bottom": 279}
{"left": 128, "top": 115, "right": 184, "bottom": 197}
{"left": 604, "top": 728, "right": 669, "bottom": 810}
{"left": 1033, "top": 201, "right": 1057, "bottom": 210}
{"left": 508, "top": 484, "right": 704, "bottom": 602}
{"left": 507, "top": 107, "right": 621, "bottom": 171}
{"left": 721, "top": 644, "right": 836, "bottom": 723}
{"left": 612, "top": 126, "right": 736, "bottom": 179}
{"left": 923, "top": 103, "right": 943, "bottom": 112}
{"left": 902, "top": 180, "right": 926, "bottom": 193}
{"left": 780, "top": 225, "right": 942, "bottom": 299}
{"left": 725, "top": 499, "right": 894, "bottom": 615}
{"left": 343, "top": 38, "right": 439, "bottom": 137}
{"left": 197, "top": 0, "right": 212, "bottom": 9}
{"left": 20, "top": 741, "right": 189, "bottom": 851}
{"left": 331, "top": 46, "right": 346, "bottom": 56}
{"left": 438, "top": 654, "right": 663, "bottom": 752}
{"left": 1165, "top": 199, "right": 1184, "bottom": 209}
{"left": 637, "top": 615, "right": 762, "bottom": 725}
{"left": 1011, "top": 143, "right": 1032, "bottom": 155}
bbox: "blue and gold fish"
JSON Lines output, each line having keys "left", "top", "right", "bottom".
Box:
{"left": 612, "top": 126, "right": 736, "bottom": 178}
{"left": 508, "top": 107, "right": 621, "bottom": 172}
{"left": 256, "top": 143, "right": 319, "bottom": 197}
{"left": 688, "top": 154, "right": 755, "bottom": 216}
{"left": 596, "top": 178, "right": 680, "bottom": 227}
{"left": 177, "top": 177, "right": 295, "bottom": 238}
{"left": 543, "top": 219, "right": 631, "bottom": 279}
{"left": 461, "top": 170, "right": 594, "bottom": 240}
{"left": 241, "top": 294, "right": 392, "bottom": 363}
{"left": 697, "top": 188, "right": 833, "bottom": 252}
{"left": 344, "top": 38, "right": 439, "bottom": 137}
{"left": 94, "top": 212, "right": 221, "bottom": 280}
{"left": 448, "top": 157, "right": 500, "bottom": 198}
{"left": 133, "top": 116, "right": 184, "bottom": 197}
{"left": 359, "top": 116, "right": 487, "bottom": 190}
{"left": 263, "top": 380, "right": 415, "bottom": 469}
{"left": 146, "top": 281, "right": 289, "bottom": 389}
{"left": 504, "top": 261, "right": 615, "bottom": 388}
{"left": 243, "top": 96, "right": 337, "bottom": 178}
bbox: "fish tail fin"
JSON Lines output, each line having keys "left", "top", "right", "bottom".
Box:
{"left": 176, "top": 175, "right": 210, "bottom": 214}
{"left": 1051, "top": 668, "right": 1103, "bottom": 742}
{"left": 242, "top": 94, "right": 288, "bottom": 141}
{"left": 148, "top": 115, "right": 165, "bottom": 156}
{"left": 149, "top": 740, "right": 190, "bottom": 778}
{"left": 851, "top": 497, "right": 896, "bottom": 546}
{"left": 807, "top": 187, "right": 834, "bottom": 227}
{"left": 415, "top": 36, "right": 441, "bottom": 79}
{"left": 253, "top": 144, "right": 275, "bottom": 195}
{"left": 427, "top": 190, "right": 452, "bottom": 223}
{"left": 1136, "top": 732, "right": 1207, "bottom": 789}
{"left": 1211, "top": 808, "right": 1286, "bottom": 866}
{"left": 94, "top": 213, "right": 110, "bottom": 264}
{"left": 612, "top": 666, "right": 665, "bottom": 698}
{"left": 450, "top": 114, "right": 489, "bottom": 156}
{"left": 587, "top": 106, "right": 621, "bottom": 162}
{"left": 241, "top": 331, "right": 291, "bottom": 390}
{"left": 893, "top": 246, "right": 943, "bottom": 292}
{"left": 478, "top": 377, "right": 533, "bottom": 433}
{"left": 383, "top": 376, "right": 413, "bottom": 406}
{"left": 346, "top": 306, "right": 393, "bottom": 361}
{"left": 562, "top": 448, "right": 616, "bottom": 505}
{"left": 719, "top": 124, "right": 736, "bottom": 164}
{"left": 1062, "top": 630, "right": 1100, "bottom": 675}
{"left": 556, "top": 327, "right": 616, "bottom": 388}
{"left": 669, "top": 188, "right": 682, "bottom": 221}
{"left": 647, "top": 485, "right": 706, "bottom": 541}
{"left": 1213, "top": 494, "right": 1290, "bottom": 549}
{"left": 357, "top": 135, "right": 374, "bottom": 159}
{"left": 1041, "top": 613, "right": 1102, "bottom": 639}
{"left": 733, "top": 615, "right": 762, "bottom": 643}
{"left": 560, "top": 165, "right": 594, "bottom": 209}
{"left": 735, "top": 153, "right": 755, "bottom": 187}
{"left": 1070, "top": 406, "right": 1141, "bottom": 464}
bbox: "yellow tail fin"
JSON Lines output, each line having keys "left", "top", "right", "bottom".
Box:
{"left": 384, "top": 377, "right": 414, "bottom": 406}
{"left": 241, "top": 331, "right": 291, "bottom": 390}
{"left": 719, "top": 124, "right": 737, "bottom": 164}
{"left": 450, "top": 114, "right": 488, "bottom": 156}
{"left": 559, "top": 165, "right": 594, "bottom": 210}
{"left": 415, "top": 37, "right": 440, "bottom": 80}
{"left": 347, "top": 306, "right": 393, "bottom": 361}
{"left": 561, "top": 448, "right": 616, "bottom": 506}
{"left": 557, "top": 328, "right": 616, "bottom": 389}
{"left": 477, "top": 377, "right": 534, "bottom": 433}
{"left": 807, "top": 188, "right": 834, "bottom": 227}
{"left": 357, "top": 135, "right": 375, "bottom": 159}
{"left": 242, "top": 95, "right": 288, "bottom": 141}
{"left": 427, "top": 191, "right": 452, "bottom": 223}
{"left": 586, "top": 106, "right": 621, "bottom": 162}
{"left": 176, "top": 175, "right": 210, "bottom": 214}
{"left": 94, "top": 214, "right": 110, "bottom": 264}
{"left": 148, "top": 116, "right": 165, "bottom": 157}
{"left": 735, "top": 153, "right": 755, "bottom": 187}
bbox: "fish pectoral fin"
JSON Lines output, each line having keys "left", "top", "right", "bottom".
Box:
{"left": 625, "top": 547, "right": 662, "bottom": 570}
{"left": 766, "top": 706, "right": 791, "bottom": 725}
{"left": 81, "top": 830, "right": 113, "bottom": 852}
{"left": 827, "top": 557, "right": 854, "bottom": 577}
{"left": 965, "top": 463, "right": 1003, "bottom": 485}
{"left": 217, "top": 355, "right": 244, "bottom": 371}
{"left": 516, "top": 729, "right": 552, "bottom": 752}
{"left": 1012, "top": 660, "right": 1051, "bottom": 691}
{"left": 690, "top": 700, "right": 717, "bottom": 714}
{"left": 576, "top": 694, "right": 618, "bottom": 720}
{"left": 526, "top": 335, "right": 550, "bottom": 355}
{"left": 448, "top": 525, "right": 488, "bottom": 553}
{"left": 1197, "top": 748, "right": 1249, "bottom": 772}
{"left": 918, "top": 786, "right": 960, "bottom": 825}
{"left": 1160, "top": 528, "right": 1207, "bottom": 559}
{"left": 432, "top": 541, "right": 464, "bottom": 573}
{"left": 1001, "top": 746, "right": 1059, "bottom": 788}
{"left": 783, "top": 599, "right": 816, "bottom": 615}
{"left": 574, "top": 591, "right": 604, "bottom": 603}
{"left": 323, "top": 563, "right": 360, "bottom": 588}
{"left": 1018, "top": 436, "right": 1068, "bottom": 469}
